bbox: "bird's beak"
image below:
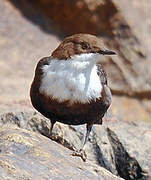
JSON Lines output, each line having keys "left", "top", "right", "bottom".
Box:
{"left": 98, "top": 50, "right": 116, "bottom": 55}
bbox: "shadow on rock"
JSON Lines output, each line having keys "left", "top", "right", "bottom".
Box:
{"left": 91, "top": 129, "right": 117, "bottom": 174}
{"left": 8, "top": 0, "right": 63, "bottom": 38}
{"left": 107, "top": 128, "right": 150, "bottom": 180}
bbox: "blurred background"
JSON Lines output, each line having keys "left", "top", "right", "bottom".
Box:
{"left": 0, "top": 0, "right": 151, "bottom": 122}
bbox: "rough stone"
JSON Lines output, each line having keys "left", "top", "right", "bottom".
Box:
{"left": 0, "top": 108, "right": 151, "bottom": 179}
{"left": 25, "top": 0, "right": 151, "bottom": 97}
{"left": 0, "top": 0, "right": 60, "bottom": 104}
{"left": 107, "top": 128, "right": 146, "bottom": 180}
{"left": 0, "top": 126, "right": 123, "bottom": 180}
{"left": 1, "top": 0, "right": 151, "bottom": 123}
{"left": 0, "top": 1, "right": 151, "bottom": 179}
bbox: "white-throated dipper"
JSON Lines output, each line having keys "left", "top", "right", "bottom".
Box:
{"left": 30, "top": 34, "right": 116, "bottom": 161}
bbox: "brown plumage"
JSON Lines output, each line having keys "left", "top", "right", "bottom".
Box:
{"left": 30, "top": 34, "right": 116, "bottom": 161}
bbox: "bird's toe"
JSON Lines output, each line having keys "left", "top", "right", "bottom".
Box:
{"left": 72, "top": 149, "right": 87, "bottom": 162}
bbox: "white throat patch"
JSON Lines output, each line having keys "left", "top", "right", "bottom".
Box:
{"left": 39, "top": 53, "right": 102, "bottom": 103}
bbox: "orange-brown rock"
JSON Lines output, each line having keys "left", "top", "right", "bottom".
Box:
{"left": 26, "top": 0, "right": 151, "bottom": 98}
{"left": 28, "top": 0, "right": 117, "bottom": 36}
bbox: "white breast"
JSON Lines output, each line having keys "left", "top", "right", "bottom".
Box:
{"left": 39, "top": 53, "right": 102, "bottom": 103}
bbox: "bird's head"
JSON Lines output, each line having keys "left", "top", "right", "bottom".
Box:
{"left": 52, "top": 34, "right": 116, "bottom": 63}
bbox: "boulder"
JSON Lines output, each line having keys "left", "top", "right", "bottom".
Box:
{"left": 25, "top": 0, "right": 151, "bottom": 97}
{"left": 0, "top": 1, "right": 151, "bottom": 179}
{"left": 1, "top": 0, "right": 151, "bottom": 123}
{"left": 0, "top": 0, "right": 60, "bottom": 104}
{"left": 0, "top": 108, "right": 151, "bottom": 179}
{"left": 0, "top": 126, "right": 123, "bottom": 180}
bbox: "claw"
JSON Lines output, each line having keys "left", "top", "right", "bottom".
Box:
{"left": 49, "top": 132, "right": 58, "bottom": 140}
{"left": 72, "top": 149, "right": 87, "bottom": 162}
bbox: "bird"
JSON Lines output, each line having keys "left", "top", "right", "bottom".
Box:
{"left": 30, "top": 33, "right": 116, "bottom": 161}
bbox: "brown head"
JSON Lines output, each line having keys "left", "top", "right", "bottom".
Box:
{"left": 52, "top": 34, "right": 116, "bottom": 60}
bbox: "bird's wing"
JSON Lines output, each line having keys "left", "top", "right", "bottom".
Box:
{"left": 96, "top": 64, "right": 112, "bottom": 110}
{"left": 36, "top": 57, "right": 51, "bottom": 70}
{"left": 96, "top": 64, "right": 108, "bottom": 85}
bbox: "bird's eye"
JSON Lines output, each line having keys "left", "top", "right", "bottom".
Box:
{"left": 81, "top": 42, "right": 90, "bottom": 50}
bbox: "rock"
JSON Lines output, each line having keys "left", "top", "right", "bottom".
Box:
{"left": 0, "top": 109, "right": 151, "bottom": 179}
{"left": 0, "top": 126, "right": 123, "bottom": 180}
{"left": 27, "top": 0, "right": 117, "bottom": 36}
{"left": 0, "top": 0, "right": 60, "bottom": 104}
{"left": 111, "top": 96, "right": 151, "bottom": 123}
{"left": 104, "top": 120, "right": 151, "bottom": 176}
{"left": 0, "top": 1, "right": 151, "bottom": 179}
{"left": 24, "top": 0, "right": 151, "bottom": 97}
{"left": 1, "top": 0, "right": 151, "bottom": 123}
{"left": 107, "top": 128, "right": 145, "bottom": 180}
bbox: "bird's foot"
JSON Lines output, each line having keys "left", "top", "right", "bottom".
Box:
{"left": 49, "top": 132, "right": 58, "bottom": 141}
{"left": 72, "top": 149, "right": 87, "bottom": 162}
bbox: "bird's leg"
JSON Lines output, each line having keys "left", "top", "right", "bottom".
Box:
{"left": 82, "top": 123, "right": 92, "bottom": 151}
{"left": 49, "top": 120, "right": 56, "bottom": 139}
{"left": 72, "top": 123, "right": 92, "bottom": 162}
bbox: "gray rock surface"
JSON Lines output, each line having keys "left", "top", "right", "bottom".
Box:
{"left": 0, "top": 126, "right": 123, "bottom": 180}
{"left": 0, "top": 108, "right": 151, "bottom": 179}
